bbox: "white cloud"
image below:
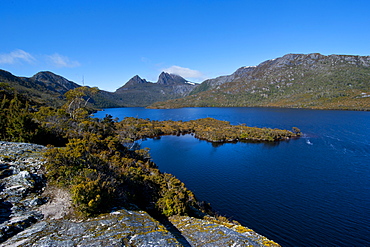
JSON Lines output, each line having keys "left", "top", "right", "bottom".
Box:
{"left": 0, "top": 49, "right": 36, "bottom": 64}
{"left": 47, "top": 53, "right": 80, "bottom": 68}
{"left": 163, "top": 65, "right": 205, "bottom": 81}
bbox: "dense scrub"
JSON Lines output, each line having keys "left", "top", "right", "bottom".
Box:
{"left": 0, "top": 83, "right": 40, "bottom": 142}
{"left": 0, "top": 87, "right": 203, "bottom": 217}
{"left": 45, "top": 134, "right": 198, "bottom": 217}
{"left": 0, "top": 86, "right": 299, "bottom": 218}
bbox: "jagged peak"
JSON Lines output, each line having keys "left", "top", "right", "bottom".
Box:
{"left": 115, "top": 75, "right": 150, "bottom": 93}
{"left": 125, "top": 75, "right": 149, "bottom": 86}
{"left": 157, "top": 72, "right": 188, "bottom": 85}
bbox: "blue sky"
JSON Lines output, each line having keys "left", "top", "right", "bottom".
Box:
{"left": 1, "top": 0, "right": 370, "bottom": 92}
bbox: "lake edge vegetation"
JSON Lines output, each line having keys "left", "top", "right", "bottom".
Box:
{"left": 0, "top": 85, "right": 300, "bottom": 219}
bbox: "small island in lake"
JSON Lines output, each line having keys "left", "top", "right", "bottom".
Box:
{"left": 118, "top": 116, "right": 301, "bottom": 143}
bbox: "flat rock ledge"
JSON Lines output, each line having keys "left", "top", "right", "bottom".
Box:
{"left": 0, "top": 141, "right": 280, "bottom": 247}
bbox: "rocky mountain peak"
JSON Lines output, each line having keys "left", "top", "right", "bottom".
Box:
{"left": 125, "top": 75, "right": 149, "bottom": 86}
{"left": 115, "top": 75, "right": 150, "bottom": 93}
{"left": 157, "top": 72, "right": 188, "bottom": 85}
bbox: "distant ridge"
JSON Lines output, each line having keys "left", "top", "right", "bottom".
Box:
{"left": 149, "top": 53, "right": 370, "bottom": 111}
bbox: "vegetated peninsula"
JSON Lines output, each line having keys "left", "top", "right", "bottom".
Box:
{"left": 149, "top": 53, "right": 370, "bottom": 110}
{"left": 0, "top": 84, "right": 287, "bottom": 245}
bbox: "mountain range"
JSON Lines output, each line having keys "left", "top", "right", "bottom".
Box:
{"left": 151, "top": 53, "right": 370, "bottom": 110}
{"left": 1, "top": 53, "right": 370, "bottom": 110}
{"left": 0, "top": 70, "right": 196, "bottom": 108}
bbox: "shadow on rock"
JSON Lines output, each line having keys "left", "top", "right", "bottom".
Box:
{"left": 152, "top": 214, "right": 192, "bottom": 247}
{"left": 159, "top": 217, "right": 192, "bottom": 247}
{"left": 0, "top": 201, "right": 12, "bottom": 224}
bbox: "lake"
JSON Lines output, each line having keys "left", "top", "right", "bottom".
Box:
{"left": 94, "top": 107, "right": 370, "bottom": 246}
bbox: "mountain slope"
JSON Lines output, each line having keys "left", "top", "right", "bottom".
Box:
{"left": 0, "top": 70, "right": 122, "bottom": 109}
{"left": 112, "top": 72, "right": 197, "bottom": 107}
{"left": 30, "top": 71, "right": 80, "bottom": 94}
{"left": 0, "top": 70, "right": 80, "bottom": 107}
{"left": 150, "top": 53, "right": 370, "bottom": 110}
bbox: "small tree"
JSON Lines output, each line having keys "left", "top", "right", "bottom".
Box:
{"left": 64, "top": 87, "right": 99, "bottom": 120}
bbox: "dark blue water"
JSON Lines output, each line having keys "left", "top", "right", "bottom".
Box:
{"left": 94, "top": 107, "right": 370, "bottom": 246}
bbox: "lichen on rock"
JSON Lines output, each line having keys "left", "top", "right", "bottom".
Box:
{"left": 169, "top": 215, "right": 280, "bottom": 247}
{"left": 2, "top": 209, "right": 181, "bottom": 246}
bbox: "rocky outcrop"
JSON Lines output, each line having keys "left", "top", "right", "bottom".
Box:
{"left": 3, "top": 209, "right": 181, "bottom": 246}
{"left": 2, "top": 211, "right": 280, "bottom": 246}
{"left": 0, "top": 142, "right": 279, "bottom": 246}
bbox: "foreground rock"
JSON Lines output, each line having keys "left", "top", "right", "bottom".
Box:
{"left": 2, "top": 210, "right": 280, "bottom": 247}
{"left": 0, "top": 142, "right": 279, "bottom": 246}
{"left": 2, "top": 209, "right": 180, "bottom": 246}
{"left": 0, "top": 142, "right": 46, "bottom": 243}
{"left": 169, "top": 216, "right": 279, "bottom": 246}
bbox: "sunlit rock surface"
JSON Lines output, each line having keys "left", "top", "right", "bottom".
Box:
{"left": 169, "top": 215, "right": 279, "bottom": 247}
{"left": 3, "top": 209, "right": 180, "bottom": 246}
